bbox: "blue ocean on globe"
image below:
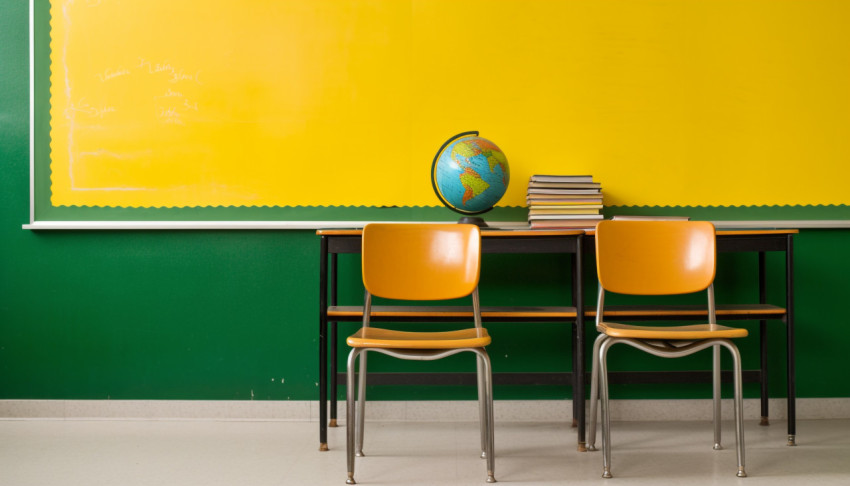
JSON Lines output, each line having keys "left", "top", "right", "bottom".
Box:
{"left": 433, "top": 135, "right": 509, "bottom": 214}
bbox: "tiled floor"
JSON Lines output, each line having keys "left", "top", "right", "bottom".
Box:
{"left": 1, "top": 418, "right": 848, "bottom": 485}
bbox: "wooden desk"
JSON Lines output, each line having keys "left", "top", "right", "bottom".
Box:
{"left": 317, "top": 229, "right": 586, "bottom": 451}
{"left": 316, "top": 228, "right": 798, "bottom": 450}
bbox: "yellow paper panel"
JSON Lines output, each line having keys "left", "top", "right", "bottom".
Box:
{"left": 50, "top": 0, "right": 850, "bottom": 208}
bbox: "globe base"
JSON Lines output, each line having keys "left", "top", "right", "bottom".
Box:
{"left": 457, "top": 216, "right": 488, "bottom": 228}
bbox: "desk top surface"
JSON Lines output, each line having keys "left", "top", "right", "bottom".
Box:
{"left": 316, "top": 228, "right": 585, "bottom": 237}
{"left": 317, "top": 228, "right": 799, "bottom": 237}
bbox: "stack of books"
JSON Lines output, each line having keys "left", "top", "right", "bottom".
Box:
{"left": 527, "top": 175, "right": 603, "bottom": 229}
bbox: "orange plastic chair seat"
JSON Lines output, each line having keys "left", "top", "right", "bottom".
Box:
{"left": 346, "top": 327, "right": 491, "bottom": 349}
{"left": 599, "top": 321, "right": 749, "bottom": 340}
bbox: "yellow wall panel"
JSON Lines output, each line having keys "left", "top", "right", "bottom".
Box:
{"left": 49, "top": 0, "right": 850, "bottom": 208}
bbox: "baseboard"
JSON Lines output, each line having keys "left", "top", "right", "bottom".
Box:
{"left": 1, "top": 398, "right": 848, "bottom": 422}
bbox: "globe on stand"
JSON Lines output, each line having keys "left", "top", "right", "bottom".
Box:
{"left": 431, "top": 131, "right": 510, "bottom": 227}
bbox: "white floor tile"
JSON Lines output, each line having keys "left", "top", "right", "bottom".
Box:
{"left": 0, "top": 418, "right": 848, "bottom": 485}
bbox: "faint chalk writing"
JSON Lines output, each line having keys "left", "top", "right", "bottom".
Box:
{"left": 97, "top": 67, "right": 130, "bottom": 82}
{"left": 170, "top": 70, "right": 201, "bottom": 84}
{"left": 157, "top": 106, "right": 184, "bottom": 125}
{"left": 66, "top": 99, "right": 116, "bottom": 118}
{"left": 138, "top": 57, "right": 171, "bottom": 74}
{"left": 137, "top": 58, "right": 202, "bottom": 84}
{"left": 154, "top": 88, "right": 184, "bottom": 99}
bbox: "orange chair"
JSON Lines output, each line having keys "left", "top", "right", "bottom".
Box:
{"left": 345, "top": 223, "right": 495, "bottom": 484}
{"left": 587, "top": 220, "right": 747, "bottom": 478}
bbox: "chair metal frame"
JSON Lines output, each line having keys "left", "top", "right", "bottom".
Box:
{"left": 586, "top": 221, "right": 747, "bottom": 479}
{"left": 345, "top": 224, "right": 495, "bottom": 484}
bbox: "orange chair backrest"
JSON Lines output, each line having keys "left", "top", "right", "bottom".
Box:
{"left": 595, "top": 220, "right": 716, "bottom": 295}
{"left": 362, "top": 223, "right": 482, "bottom": 301}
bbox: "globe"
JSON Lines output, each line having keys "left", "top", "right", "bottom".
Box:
{"left": 431, "top": 131, "right": 510, "bottom": 225}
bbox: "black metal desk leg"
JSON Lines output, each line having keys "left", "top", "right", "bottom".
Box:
{"left": 570, "top": 322, "right": 578, "bottom": 429}
{"left": 319, "top": 236, "right": 329, "bottom": 451}
{"left": 330, "top": 321, "right": 338, "bottom": 427}
{"left": 786, "top": 234, "right": 797, "bottom": 446}
{"left": 759, "top": 252, "right": 770, "bottom": 426}
{"left": 569, "top": 252, "right": 578, "bottom": 428}
{"left": 329, "top": 254, "right": 339, "bottom": 428}
{"left": 575, "top": 236, "right": 586, "bottom": 451}
{"left": 569, "top": 253, "right": 578, "bottom": 428}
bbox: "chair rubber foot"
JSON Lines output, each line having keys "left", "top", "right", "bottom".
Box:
{"left": 602, "top": 468, "right": 613, "bottom": 479}
{"left": 713, "top": 443, "right": 723, "bottom": 451}
{"left": 577, "top": 442, "right": 587, "bottom": 452}
{"left": 787, "top": 435, "right": 797, "bottom": 446}
{"left": 329, "top": 419, "right": 338, "bottom": 428}
{"left": 737, "top": 467, "right": 747, "bottom": 478}
{"left": 346, "top": 473, "right": 356, "bottom": 484}
{"left": 486, "top": 473, "right": 497, "bottom": 483}
{"left": 319, "top": 443, "right": 329, "bottom": 452}
{"left": 355, "top": 451, "right": 365, "bottom": 457}
{"left": 480, "top": 451, "right": 487, "bottom": 459}
{"left": 759, "top": 416, "right": 770, "bottom": 426}
{"left": 587, "top": 444, "right": 597, "bottom": 452}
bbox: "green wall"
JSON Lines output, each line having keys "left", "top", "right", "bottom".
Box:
{"left": 2, "top": 2, "right": 850, "bottom": 403}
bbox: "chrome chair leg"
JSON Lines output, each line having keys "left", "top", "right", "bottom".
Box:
{"left": 723, "top": 340, "right": 747, "bottom": 478}
{"left": 587, "top": 333, "right": 607, "bottom": 452}
{"left": 477, "top": 354, "right": 488, "bottom": 459}
{"left": 477, "top": 349, "right": 497, "bottom": 483}
{"left": 355, "top": 351, "right": 368, "bottom": 457}
{"left": 346, "top": 349, "right": 362, "bottom": 485}
{"left": 599, "top": 338, "right": 614, "bottom": 479}
{"left": 713, "top": 345, "right": 722, "bottom": 450}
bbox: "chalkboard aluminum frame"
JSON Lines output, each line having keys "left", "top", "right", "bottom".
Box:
{"left": 24, "top": 1, "right": 849, "bottom": 230}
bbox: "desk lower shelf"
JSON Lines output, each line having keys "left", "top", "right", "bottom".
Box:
{"left": 327, "top": 304, "right": 786, "bottom": 322}
{"left": 328, "top": 305, "right": 577, "bottom": 321}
